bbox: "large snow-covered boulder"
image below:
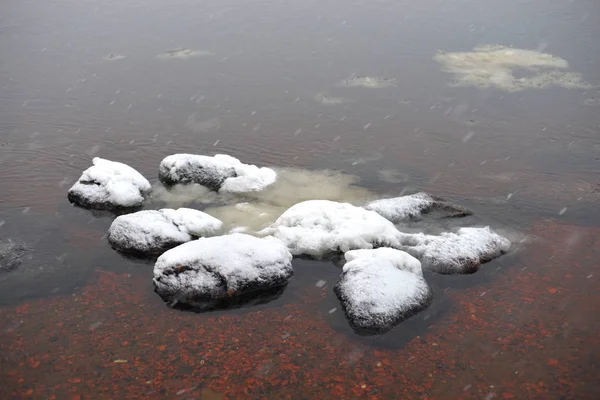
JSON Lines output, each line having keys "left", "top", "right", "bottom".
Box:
{"left": 153, "top": 233, "right": 293, "bottom": 309}
{"left": 68, "top": 157, "right": 151, "bottom": 209}
{"left": 400, "top": 227, "right": 511, "bottom": 274}
{"left": 259, "top": 200, "right": 403, "bottom": 258}
{"left": 158, "top": 154, "right": 277, "bottom": 193}
{"left": 108, "top": 208, "right": 223, "bottom": 255}
{"left": 334, "top": 248, "right": 432, "bottom": 334}
{"left": 364, "top": 192, "right": 472, "bottom": 223}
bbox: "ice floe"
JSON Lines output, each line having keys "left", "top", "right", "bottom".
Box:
{"left": 334, "top": 248, "right": 432, "bottom": 334}
{"left": 153, "top": 234, "right": 293, "bottom": 310}
{"left": 68, "top": 157, "right": 151, "bottom": 209}
{"left": 158, "top": 154, "right": 276, "bottom": 193}
{"left": 108, "top": 208, "right": 222, "bottom": 255}
{"left": 259, "top": 200, "right": 403, "bottom": 257}
{"left": 434, "top": 45, "right": 591, "bottom": 92}
{"left": 364, "top": 192, "right": 472, "bottom": 223}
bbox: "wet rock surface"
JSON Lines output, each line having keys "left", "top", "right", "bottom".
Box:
{"left": 0, "top": 239, "right": 29, "bottom": 273}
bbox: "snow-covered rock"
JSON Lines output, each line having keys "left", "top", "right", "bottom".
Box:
{"left": 334, "top": 248, "right": 432, "bottom": 334}
{"left": 259, "top": 200, "right": 403, "bottom": 258}
{"left": 68, "top": 157, "right": 151, "bottom": 209}
{"left": 153, "top": 233, "right": 293, "bottom": 309}
{"left": 400, "top": 227, "right": 511, "bottom": 274}
{"left": 108, "top": 208, "right": 223, "bottom": 255}
{"left": 158, "top": 154, "right": 277, "bottom": 193}
{"left": 364, "top": 192, "right": 472, "bottom": 223}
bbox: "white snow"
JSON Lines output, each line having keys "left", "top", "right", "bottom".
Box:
{"left": 335, "top": 248, "right": 431, "bottom": 332}
{"left": 68, "top": 157, "right": 151, "bottom": 208}
{"left": 364, "top": 192, "right": 437, "bottom": 222}
{"left": 153, "top": 233, "right": 293, "bottom": 301}
{"left": 159, "top": 154, "right": 276, "bottom": 193}
{"left": 159, "top": 208, "right": 222, "bottom": 237}
{"left": 259, "top": 200, "right": 403, "bottom": 257}
{"left": 108, "top": 208, "right": 222, "bottom": 254}
{"left": 400, "top": 227, "right": 511, "bottom": 274}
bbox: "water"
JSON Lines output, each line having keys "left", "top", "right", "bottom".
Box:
{"left": 1, "top": 0, "right": 599, "bottom": 398}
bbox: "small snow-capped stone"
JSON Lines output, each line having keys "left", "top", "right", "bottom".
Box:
{"left": 400, "top": 227, "right": 511, "bottom": 274}
{"left": 108, "top": 208, "right": 222, "bottom": 255}
{"left": 364, "top": 192, "right": 472, "bottom": 223}
{"left": 259, "top": 200, "right": 403, "bottom": 257}
{"left": 334, "top": 248, "right": 432, "bottom": 334}
{"left": 158, "top": 154, "right": 276, "bottom": 193}
{"left": 68, "top": 157, "right": 151, "bottom": 209}
{"left": 153, "top": 233, "right": 293, "bottom": 309}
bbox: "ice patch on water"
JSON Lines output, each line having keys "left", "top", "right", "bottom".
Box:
{"left": 338, "top": 75, "right": 397, "bottom": 89}
{"left": 434, "top": 45, "right": 591, "bottom": 91}
{"left": 157, "top": 48, "right": 213, "bottom": 60}
{"left": 313, "top": 92, "right": 350, "bottom": 105}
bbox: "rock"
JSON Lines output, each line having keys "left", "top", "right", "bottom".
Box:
{"left": 158, "top": 154, "right": 276, "bottom": 193}
{"left": 364, "top": 192, "right": 472, "bottom": 223}
{"left": 0, "top": 239, "right": 29, "bottom": 273}
{"left": 68, "top": 157, "right": 151, "bottom": 210}
{"left": 334, "top": 248, "right": 432, "bottom": 334}
{"left": 108, "top": 208, "right": 223, "bottom": 255}
{"left": 400, "top": 227, "right": 511, "bottom": 274}
{"left": 153, "top": 233, "right": 293, "bottom": 310}
{"left": 259, "top": 200, "right": 403, "bottom": 258}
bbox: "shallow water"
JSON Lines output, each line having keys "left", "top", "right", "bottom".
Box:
{"left": 1, "top": 0, "right": 599, "bottom": 398}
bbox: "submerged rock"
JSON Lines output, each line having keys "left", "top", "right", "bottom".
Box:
{"left": 334, "top": 248, "right": 432, "bottom": 334}
{"left": 400, "top": 227, "right": 511, "bottom": 274}
{"left": 108, "top": 208, "right": 223, "bottom": 255}
{"left": 153, "top": 233, "right": 293, "bottom": 309}
{"left": 158, "top": 154, "right": 276, "bottom": 193}
{"left": 364, "top": 192, "right": 472, "bottom": 222}
{"left": 259, "top": 200, "right": 403, "bottom": 258}
{"left": 68, "top": 157, "right": 151, "bottom": 210}
{"left": 0, "top": 239, "right": 29, "bottom": 273}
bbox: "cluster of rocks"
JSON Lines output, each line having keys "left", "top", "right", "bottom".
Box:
{"left": 67, "top": 154, "right": 511, "bottom": 334}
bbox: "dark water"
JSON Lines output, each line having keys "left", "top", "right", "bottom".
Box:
{"left": 1, "top": 0, "right": 599, "bottom": 365}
